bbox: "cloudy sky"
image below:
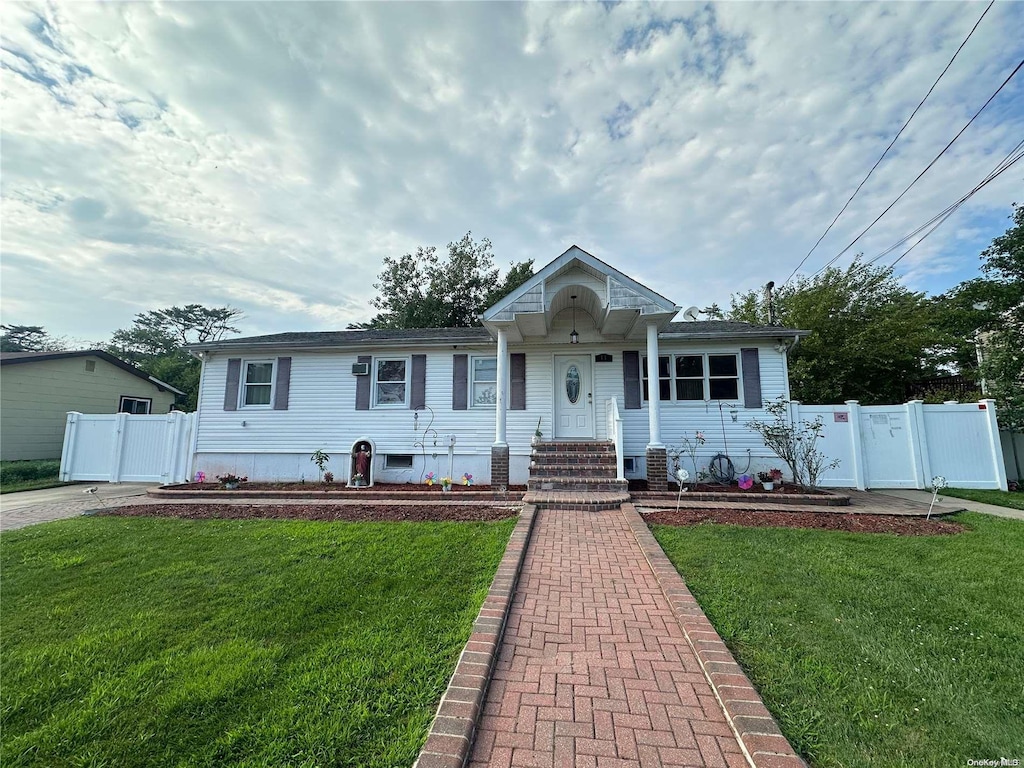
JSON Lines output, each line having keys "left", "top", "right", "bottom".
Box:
{"left": 2, "top": 1, "right": 1022, "bottom": 342}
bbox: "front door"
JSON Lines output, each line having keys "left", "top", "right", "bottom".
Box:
{"left": 553, "top": 355, "right": 594, "bottom": 439}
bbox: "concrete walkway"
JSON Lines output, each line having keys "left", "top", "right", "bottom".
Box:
{"left": 467, "top": 507, "right": 791, "bottom": 768}
{"left": 869, "top": 488, "right": 1024, "bottom": 521}
{"left": 0, "top": 483, "right": 154, "bottom": 531}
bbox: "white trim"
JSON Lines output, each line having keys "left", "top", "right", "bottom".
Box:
{"left": 372, "top": 356, "right": 410, "bottom": 408}
{"left": 118, "top": 395, "right": 153, "bottom": 414}
{"left": 552, "top": 352, "right": 595, "bottom": 439}
{"left": 240, "top": 358, "right": 276, "bottom": 408}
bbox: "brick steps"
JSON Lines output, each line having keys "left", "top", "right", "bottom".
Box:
{"left": 528, "top": 440, "right": 625, "bottom": 511}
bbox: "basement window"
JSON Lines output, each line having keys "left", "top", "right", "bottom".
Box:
{"left": 385, "top": 454, "right": 414, "bottom": 469}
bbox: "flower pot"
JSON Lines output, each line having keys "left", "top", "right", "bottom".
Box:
{"left": 761, "top": 482, "right": 774, "bottom": 491}
{"left": 224, "top": 482, "right": 239, "bottom": 491}
{"left": 531, "top": 435, "right": 541, "bottom": 446}
{"left": 442, "top": 485, "right": 452, "bottom": 493}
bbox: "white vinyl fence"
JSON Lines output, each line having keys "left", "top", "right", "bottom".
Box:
{"left": 802, "top": 399, "right": 1008, "bottom": 491}
{"left": 1001, "top": 430, "right": 1023, "bottom": 483}
{"left": 59, "top": 411, "right": 194, "bottom": 484}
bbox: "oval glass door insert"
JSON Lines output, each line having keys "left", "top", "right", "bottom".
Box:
{"left": 565, "top": 365, "right": 581, "bottom": 404}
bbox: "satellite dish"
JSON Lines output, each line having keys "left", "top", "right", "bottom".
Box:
{"left": 682, "top": 306, "right": 700, "bottom": 321}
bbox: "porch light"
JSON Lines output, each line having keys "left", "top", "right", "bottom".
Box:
{"left": 570, "top": 295, "right": 579, "bottom": 344}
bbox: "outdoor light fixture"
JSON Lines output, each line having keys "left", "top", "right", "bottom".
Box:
{"left": 570, "top": 295, "right": 580, "bottom": 344}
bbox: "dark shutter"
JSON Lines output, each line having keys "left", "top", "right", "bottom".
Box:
{"left": 273, "top": 357, "right": 292, "bottom": 410}
{"left": 355, "top": 355, "right": 372, "bottom": 410}
{"left": 411, "top": 354, "right": 426, "bottom": 410}
{"left": 224, "top": 358, "right": 241, "bottom": 411}
{"left": 623, "top": 351, "right": 641, "bottom": 410}
{"left": 452, "top": 354, "right": 468, "bottom": 410}
{"left": 510, "top": 353, "right": 526, "bottom": 410}
{"left": 740, "top": 348, "right": 762, "bottom": 409}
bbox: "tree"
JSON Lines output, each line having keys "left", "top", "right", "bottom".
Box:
{"left": 108, "top": 305, "right": 242, "bottom": 409}
{"left": 730, "top": 259, "right": 939, "bottom": 404}
{"left": 367, "top": 233, "right": 534, "bottom": 328}
{"left": 0, "top": 325, "right": 66, "bottom": 352}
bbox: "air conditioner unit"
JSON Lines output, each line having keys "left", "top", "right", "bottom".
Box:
{"left": 351, "top": 362, "right": 369, "bottom": 376}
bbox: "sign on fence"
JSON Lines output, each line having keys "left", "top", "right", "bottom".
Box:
{"left": 59, "top": 411, "right": 194, "bottom": 484}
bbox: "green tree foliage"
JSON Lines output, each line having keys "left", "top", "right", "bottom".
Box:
{"left": 367, "top": 233, "right": 534, "bottom": 328}
{"left": 0, "top": 325, "right": 66, "bottom": 352}
{"left": 730, "top": 260, "right": 938, "bottom": 404}
{"left": 108, "top": 305, "right": 242, "bottom": 409}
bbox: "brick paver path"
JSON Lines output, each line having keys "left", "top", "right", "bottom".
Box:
{"left": 469, "top": 508, "right": 747, "bottom": 768}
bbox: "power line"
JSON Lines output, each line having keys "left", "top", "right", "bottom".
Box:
{"left": 805, "top": 56, "right": 1024, "bottom": 281}
{"left": 782, "top": 0, "right": 996, "bottom": 285}
{"left": 865, "top": 138, "right": 1024, "bottom": 266}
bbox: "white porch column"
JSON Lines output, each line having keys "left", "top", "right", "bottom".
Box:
{"left": 494, "top": 328, "right": 508, "bottom": 446}
{"left": 646, "top": 322, "right": 663, "bottom": 448}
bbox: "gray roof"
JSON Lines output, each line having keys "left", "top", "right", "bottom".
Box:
{"left": 191, "top": 321, "right": 807, "bottom": 352}
{"left": 0, "top": 349, "right": 185, "bottom": 395}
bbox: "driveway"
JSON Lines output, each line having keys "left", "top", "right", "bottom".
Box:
{"left": 0, "top": 483, "right": 155, "bottom": 532}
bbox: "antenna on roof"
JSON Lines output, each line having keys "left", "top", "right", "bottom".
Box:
{"left": 682, "top": 306, "right": 700, "bottom": 322}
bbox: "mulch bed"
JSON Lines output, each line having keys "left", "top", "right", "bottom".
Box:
{"left": 629, "top": 479, "right": 829, "bottom": 496}
{"left": 102, "top": 504, "right": 519, "bottom": 523}
{"left": 643, "top": 508, "right": 966, "bottom": 535}
{"left": 171, "top": 482, "right": 528, "bottom": 493}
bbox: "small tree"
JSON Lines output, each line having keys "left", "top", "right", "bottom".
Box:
{"left": 747, "top": 398, "right": 839, "bottom": 488}
{"left": 310, "top": 450, "right": 330, "bottom": 482}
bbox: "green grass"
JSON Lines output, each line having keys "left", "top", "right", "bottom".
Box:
{"left": 1, "top": 515, "right": 515, "bottom": 767}
{"left": 652, "top": 513, "right": 1024, "bottom": 768}
{"left": 0, "top": 460, "right": 69, "bottom": 494}
{"left": 939, "top": 487, "right": 1024, "bottom": 510}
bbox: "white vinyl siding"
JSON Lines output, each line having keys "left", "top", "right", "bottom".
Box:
{"left": 373, "top": 358, "right": 408, "bottom": 407}
{"left": 242, "top": 360, "right": 275, "bottom": 407}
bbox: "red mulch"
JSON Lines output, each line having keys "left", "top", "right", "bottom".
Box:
{"left": 102, "top": 504, "right": 518, "bottom": 523}
{"left": 172, "top": 482, "right": 527, "bottom": 493}
{"left": 643, "top": 508, "right": 965, "bottom": 535}
{"left": 629, "top": 480, "right": 829, "bottom": 496}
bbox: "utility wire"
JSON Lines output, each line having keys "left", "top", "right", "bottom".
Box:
{"left": 865, "top": 138, "right": 1024, "bottom": 266}
{"left": 782, "top": 0, "right": 996, "bottom": 285}
{"left": 806, "top": 56, "right": 1024, "bottom": 281}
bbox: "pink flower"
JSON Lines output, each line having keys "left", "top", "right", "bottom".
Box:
{"left": 738, "top": 475, "right": 754, "bottom": 490}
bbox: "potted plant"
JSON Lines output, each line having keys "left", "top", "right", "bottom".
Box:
{"left": 757, "top": 469, "right": 783, "bottom": 491}
{"left": 217, "top": 473, "right": 247, "bottom": 490}
{"left": 440, "top": 476, "right": 452, "bottom": 493}
{"left": 532, "top": 418, "right": 544, "bottom": 446}
{"left": 351, "top": 472, "right": 365, "bottom": 487}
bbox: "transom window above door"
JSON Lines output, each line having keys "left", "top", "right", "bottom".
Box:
{"left": 642, "top": 353, "right": 739, "bottom": 402}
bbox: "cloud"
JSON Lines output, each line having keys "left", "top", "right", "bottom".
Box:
{"left": 1, "top": 1, "right": 1021, "bottom": 341}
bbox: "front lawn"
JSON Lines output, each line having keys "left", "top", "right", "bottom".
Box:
{"left": 939, "top": 487, "right": 1024, "bottom": 511}
{"left": 0, "top": 459, "right": 69, "bottom": 494}
{"left": 1, "top": 515, "right": 515, "bottom": 767}
{"left": 653, "top": 513, "right": 1024, "bottom": 768}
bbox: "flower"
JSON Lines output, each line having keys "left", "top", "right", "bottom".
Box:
{"left": 462, "top": 473, "right": 474, "bottom": 486}
{"left": 932, "top": 475, "right": 948, "bottom": 490}
{"left": 194, "top": 471, "right": 206, "bottom": 483}
{"left": 675, "top": 468, "right": 690, "bottom": 483}
{"left": 425, "top": 472, "right": 435, "bottom": 486}
{"left": 738, "top": 474, "right": 754, "bottom": 490}
{"left": 441, "top": 476, "right": 452, "bottom": 486}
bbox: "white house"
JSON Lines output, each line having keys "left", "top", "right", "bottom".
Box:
{"left": 188, "top": 247, "right": 806, "bottom": 488}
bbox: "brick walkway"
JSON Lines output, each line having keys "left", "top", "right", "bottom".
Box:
{"left": 468, "top": 508, "right": 748, "bottom": 768}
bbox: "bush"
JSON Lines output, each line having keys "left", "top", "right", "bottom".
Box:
{"left": 0, "top": 460, "right": 60, "bottom": 484}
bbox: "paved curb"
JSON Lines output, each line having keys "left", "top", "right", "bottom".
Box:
{"left": 413, "top": 504, "right": 538, "bottom": 768}
{"left": 622, "top": 503, "right": 808, "bottom": 768}
{"left": 632, "top": 489, "right": 850, "bottom": 507}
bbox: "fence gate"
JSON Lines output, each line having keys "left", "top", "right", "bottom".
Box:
{"left": 59, "top": 411, "right": 194, "bottom": 484}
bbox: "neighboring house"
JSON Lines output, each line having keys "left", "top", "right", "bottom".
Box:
{"left": 188, "top": 247, "right": 807, "bottom": 487}
{"left": 0, "top": 350, "right": 184, "bottom": 461}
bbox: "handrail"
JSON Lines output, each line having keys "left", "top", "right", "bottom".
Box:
{"left": 605, "top": 397, "right": 625, "bottom": 481}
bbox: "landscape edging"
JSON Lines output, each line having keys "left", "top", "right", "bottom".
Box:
{"left": 621, "top": 502, "right": 809, "bottom": 768}
{"left": 412, "top": 504, "right": 537, "bottom": 768}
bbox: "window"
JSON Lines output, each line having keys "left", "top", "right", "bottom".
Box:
{"left": 471, "top": 356, "right": 497, "bottom": 407}
{"left": 385, "top": 454, "right": 414, "bottom": 469}
{"left": 373, "top": 358, "right": 408, "bottom": 406}
{"left": 118, "top": 396, "right": 151, "bottom": 414}
{"left": 642, "top": 353, "right": 740, "bottom": 402}
{"left": 85, "top": 360, "right": 96, "bottom": 373}
{"left": 242, "top": 360, "right": 274, "bottom": 406}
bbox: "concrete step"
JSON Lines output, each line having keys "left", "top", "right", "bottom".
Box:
{"left": 530, "top": 463, "right": 618, "bottom": 478}
{"left": 523, "top": 489, "right": 629, "bottom": 512}
{"left": 528, "top": 478, "right": 628, "bottom": 493}
{"left": 531, "top": 440, "right": 616, "bottom": 454}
